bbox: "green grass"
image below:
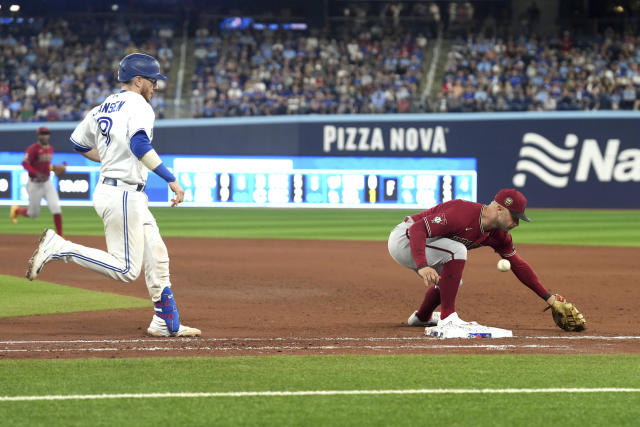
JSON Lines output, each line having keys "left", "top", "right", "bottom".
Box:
{"left": 1, "top": 355, "right": 639, "bottom": 426}
{"left": 511, "top": 209, "right": 640, "bottom": 246}
{"left": 2, "top": 206, "right": 640, "bottom": 246}
{"left": 2, "top": 205, "right": 639, "bottom": 425}
{"left": 0, "top": 274, "right": 149, "bottom": 318}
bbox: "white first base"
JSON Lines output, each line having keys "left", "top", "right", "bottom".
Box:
{"left": 425, "top": 323, "right": 513, "bottom": 339}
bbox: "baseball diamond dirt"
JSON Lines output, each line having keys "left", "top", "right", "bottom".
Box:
{"left": 1, "top": 235, "right": 639, "bottom": 359}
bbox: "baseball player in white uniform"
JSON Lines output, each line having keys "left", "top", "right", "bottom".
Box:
{"left": 25, "top": 53, "right": 200, "bottom": 337}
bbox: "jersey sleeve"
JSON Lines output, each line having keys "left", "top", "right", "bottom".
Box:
{"left": 488, "top": 232, "right": 548, "bottom": 300}
{"left": 489, "top": 230, "right": 516, "bottom": 257}
{"left": 128, "top": 100, "right": 156, "bottom": 142}
{"left": 508, "top": 253, "right": 550, "bottom": 299}
{"left": 408, "top": 207, "right": 464, "bottom": 269}
{"left": 22, "top": 145, "right": 39, "bottom": 174}
{"left": 408, "top": 220, "right": 430, "bottom": 269}
{"left": 24, "top": 145, "right": 37, "bottom": 164}
{"left": 70, "top": 107, "right": 99, "bottom": 152}
{"left": 418, "top": 211, "right": 457, "bottom": 237}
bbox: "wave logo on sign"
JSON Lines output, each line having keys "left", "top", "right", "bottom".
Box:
{"left": 512, "top": 133, "right": 578, "bottom": 188}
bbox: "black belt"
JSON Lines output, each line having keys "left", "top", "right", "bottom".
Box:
{"left": 102, "top": 177, "right": 145, "bottom": 192}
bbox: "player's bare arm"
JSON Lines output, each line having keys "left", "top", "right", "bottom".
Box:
{"left": 168, "top": 181, "right": 185, "bottom": 207}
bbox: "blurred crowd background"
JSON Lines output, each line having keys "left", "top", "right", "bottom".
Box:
{"left": 2, "top": 0, "right": 640, "bottom": 121}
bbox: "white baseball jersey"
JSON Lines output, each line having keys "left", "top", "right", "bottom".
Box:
{"left": 71, "top": 90, "right": 155, "bottom": 185}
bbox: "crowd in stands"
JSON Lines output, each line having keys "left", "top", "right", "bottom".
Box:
{"left": 433, "top": 28, "right": 640, "bottom": 112}
{"left": 0, "top": 16, "right": 174, "bottom": 122}
{"left": 4, "top": 7, "right": 640, "bottom": 122}
{"left": 335, "top": 1, "right": 475, "bottom": 36}
{"left": 190, "top": 24, "right": 426, "bottom": 117}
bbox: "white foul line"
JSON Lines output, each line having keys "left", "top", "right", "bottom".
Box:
{"left": 0, "top": 334, "right": 634, "bottom": 354}
{"left": 0, "top": 344, "right": 568, "bottom": 353}
{"left": 1, "top": 335, "right": 638, "bottom": 345}
{"left": 1, "top": 388, "right": 639, "bottom": 402}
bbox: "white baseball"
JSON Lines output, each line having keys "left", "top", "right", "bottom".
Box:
{"left": 497, "top": 259, "right": 511, "bottom": 272}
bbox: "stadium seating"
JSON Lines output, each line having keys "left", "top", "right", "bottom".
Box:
{"left": 435, "top": 28, "right": 639, "bottom": 112}
{"left": 190, "top": 22, "right": 426, "bottom": 117}
{"left": 0, "top": 15, "right": 174, "bottom": 122}
{"left": 2, "top": 6, "right": 640, "bottom": 121}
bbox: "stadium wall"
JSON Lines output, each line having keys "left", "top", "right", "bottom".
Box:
{"left": 2, "top": 111, "right": 638, "bottom": 208}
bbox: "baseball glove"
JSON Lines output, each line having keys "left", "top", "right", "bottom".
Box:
{"left": 50, "top": 162, "right": 67, "bottom": 178}
{"left": 544, "top": 294, "right": 586, "bottom": 332}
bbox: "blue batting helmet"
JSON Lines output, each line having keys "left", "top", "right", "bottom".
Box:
{"left": 117, "top": 53, "right": 168, "bottom": 82}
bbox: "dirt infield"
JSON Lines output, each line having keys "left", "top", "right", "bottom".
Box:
{"left": 1, "top": 234, "right": 639, "bottom": 359}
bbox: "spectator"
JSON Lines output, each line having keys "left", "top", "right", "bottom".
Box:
{"left": 0, "top": 15, "right": 172, "bottom": 123}
{"left": 621, "top": 83, "right": 637, "bottom": 109}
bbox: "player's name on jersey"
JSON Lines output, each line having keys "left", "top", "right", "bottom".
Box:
{"left": 98, "top": 101, "right": 126, "bottom": 114}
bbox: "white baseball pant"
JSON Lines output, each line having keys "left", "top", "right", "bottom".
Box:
{"left": 26, "top": 179, "right": 61, "bottom": 217}
{"left": 51, "top": 181, "right": 170, "bottom": 302}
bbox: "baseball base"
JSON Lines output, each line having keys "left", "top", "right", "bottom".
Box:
{"left": 424, "top": 323, "right": 513, "bottom": 339}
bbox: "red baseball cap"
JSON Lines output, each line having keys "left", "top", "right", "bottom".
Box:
{"left": 494, "top": 188, "right": 531, "bottom": 222}
{"left": 37, "top": 126, "right": 51, "bottom": 135}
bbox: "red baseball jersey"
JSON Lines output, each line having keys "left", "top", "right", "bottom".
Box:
{"left": 23, "top": 143, "right": 53, "bottom": 180}
{"left": 408, "top": 199, "right": 514, "bottom": 263}
{"left": 407, "top": 199, "right": 548, "bottom": 299}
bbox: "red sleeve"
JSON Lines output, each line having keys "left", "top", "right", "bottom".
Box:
{"left": 408, "top": 219, "right": 429, "bottom": 269}
{"left": 408, "top": 210, "right": 460, "bottom": 269}
{"left": 22, "top": 161, "right": 39, "bottom": 175}
{"left": 22, "top": 147, "right": 39, "bottom": 175}
{"left": 507, "top": 253, "right": 550, "bottom": 299}
{"left": 488, "top": 230, "right": 516, "bottom": 257}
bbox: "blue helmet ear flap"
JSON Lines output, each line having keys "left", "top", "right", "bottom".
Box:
{"left": 118, "top": 53, "right": 168, "bottom": 82}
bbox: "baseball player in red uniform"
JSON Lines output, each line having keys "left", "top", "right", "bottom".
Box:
{"left": 10, "top": 127, "right": 64, "bottom": 236}
{"left": 388, "top": 188, "right": 564, "bottom": 330}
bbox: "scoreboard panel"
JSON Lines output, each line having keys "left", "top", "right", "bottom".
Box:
{"left": 169, "top": 156, "right": 476, "bottom": 208}
{"left": 0, "top": 153, "right": 477, "bottom": 209}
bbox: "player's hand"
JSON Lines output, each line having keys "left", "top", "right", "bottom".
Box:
{"left": 417, "top": 266, "right": 440, "bottom": 287}
{"left": 168, "top": 181, "right": 184, "bottom": 207}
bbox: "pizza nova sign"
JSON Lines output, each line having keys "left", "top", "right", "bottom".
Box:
{"left": 322, "top": 125, "right": 448, "bottom": 153}
{"left": 513, "top": 132, "right": 640, "bottom": 188}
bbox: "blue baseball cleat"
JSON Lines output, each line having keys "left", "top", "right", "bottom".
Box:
{"left": 153, "top": 287, "right": 180, "bottom": 333}
{"left": 148, "top": 287, "right": 200, "bottom": 337}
